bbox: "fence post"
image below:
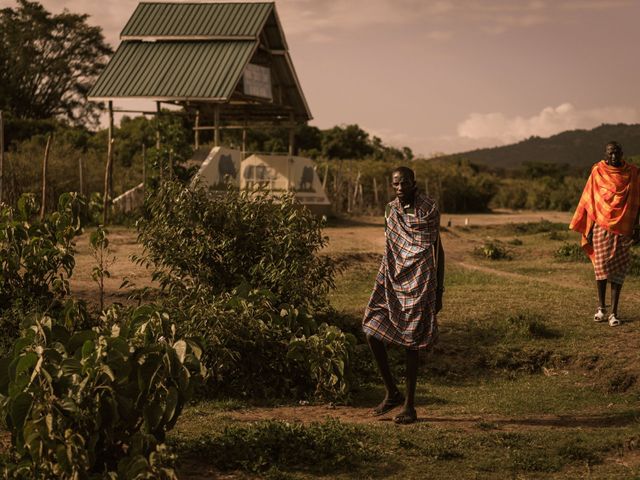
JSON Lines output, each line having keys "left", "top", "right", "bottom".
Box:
{"left": 40, "top": 134, "right": 52, "bottom": 220}
{"left": 0, "top": 110, "right": 4, "bottom": 204}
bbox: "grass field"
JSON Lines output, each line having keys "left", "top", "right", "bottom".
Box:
{"left": 66, "top": 212, "right": 640, "bottom": 479}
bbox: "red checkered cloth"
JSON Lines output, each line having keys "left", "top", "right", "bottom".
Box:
{"left": 592, "top": 223, "right": 632, "bottom": 284}
{"left": 362, "top": 193, "right": 439, "bottom": 350}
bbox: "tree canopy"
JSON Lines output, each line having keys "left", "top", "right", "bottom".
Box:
{"left": 0, "top": 0, "right": 112, "bottom": 125}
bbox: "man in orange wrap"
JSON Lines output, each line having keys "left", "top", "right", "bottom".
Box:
{"left": 570, "top": 141, "right": 640, "bottom": 326}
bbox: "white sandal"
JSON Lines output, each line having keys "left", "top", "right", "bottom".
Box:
{"left": 608, "top": 313, "right": 621, "bottom": 327}
{"left": 594, "top": 307, "right": 606, "bottom": 322}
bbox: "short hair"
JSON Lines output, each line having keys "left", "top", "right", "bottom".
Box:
{"left": 392, "top": 166, "right": 415, "bottom": 181}
{"left": 607, "top": 141, "right": 623, "bottom": 154}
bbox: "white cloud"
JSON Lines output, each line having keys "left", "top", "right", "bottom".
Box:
{"left": 457, "top": 103, "right": 640, "bottom": 144}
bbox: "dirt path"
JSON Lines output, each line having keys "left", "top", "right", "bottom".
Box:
{"left": 218, "top": 404, "right": 637, "bottom": 432}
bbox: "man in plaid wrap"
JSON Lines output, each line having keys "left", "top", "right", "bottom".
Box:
{"left": 363, "top": 167, "right": 444, "bottom": 424}
{"left": 570, "top": 141, "right": 640, "bottom": 326}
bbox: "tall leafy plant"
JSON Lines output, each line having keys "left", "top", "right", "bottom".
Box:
{"left": 0, "top": 304, "right": 206, "bottom": 479}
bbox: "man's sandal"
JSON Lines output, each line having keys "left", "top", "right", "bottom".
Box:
{"left": 393, "top": 406, "right": 417, "bottom": 425}
{"left": 372, "top": 391, "right": 405, "bottom": 417}
{"left": 594, "top": 307, "right": 606, "bottom": 322}
{"left": 608, "top": 313, "right": 621, "bottom": 327}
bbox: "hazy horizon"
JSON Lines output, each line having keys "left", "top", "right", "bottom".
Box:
{"left": 2, "top": 0, "right": 639, "bottom": 156}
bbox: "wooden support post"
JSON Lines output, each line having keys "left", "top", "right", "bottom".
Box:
{"left": 40, "top": 134, "right": 52, "bottom": 220}
{"left": 424, "top": 178, "right": 429, "bottom": 195}
{"left": 0, "top": 110, "right": 4, "bottom": 204}
{"left": 79, "top": 157, "right": 84, "bottom": 197}
{"left": 194, "top": 109, "right": 200, "bottom": 149}
{"left": 288, "top": 112, "right": 295, "bottom": 156}
{"left": 108, "top": 101, "right": 114, "bottom": 202}
{"left": 214, "top": 104, "right": 220, "bottom": 147}
{"left": 103, "top": 132, "right": 114, "bottom": 225}
{"left": 242, "top": 115, "right": 247, "bottom": 159}
{"left": 142, "top": 143, "right": 146, "bottom": 198}
{"left": 156, "top": 101, "right": 162, "bottom": 182}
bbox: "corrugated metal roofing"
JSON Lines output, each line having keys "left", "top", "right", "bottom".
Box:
{"left": 88, "top": 41, "right": 256, "bottom": 99}
{"left": 121, "top": 2, "right": 273, "bottom": 38}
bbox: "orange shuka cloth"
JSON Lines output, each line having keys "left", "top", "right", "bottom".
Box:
{"left": 569, "top": 160, "right": 640, "bottom": 260}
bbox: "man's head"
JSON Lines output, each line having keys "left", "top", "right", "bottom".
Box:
{"left": 605, "top": 141, "right": 624, "bottom": 167}
{"left": 391, "top": 167, "right": 417, "bottom": 205}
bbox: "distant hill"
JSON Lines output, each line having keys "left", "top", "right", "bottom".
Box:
{"left": 438, "top": 123, "right": 640, "bottom": 173}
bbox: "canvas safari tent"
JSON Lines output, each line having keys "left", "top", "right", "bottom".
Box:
{"left": 88, "top": 2, "right": 330, "bottom": 217}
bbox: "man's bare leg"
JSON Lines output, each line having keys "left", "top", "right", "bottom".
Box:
{"left": 367, "top": 335, "right": 403, "bottom": 414}
{"left": 597, "top": 279, "right": 607, "bottom": 310}
{"left": 394, "top": 349, "right": 419, "bottom": 424}
{"left": 611, "top": 282, "right": 622, "bottom": 316}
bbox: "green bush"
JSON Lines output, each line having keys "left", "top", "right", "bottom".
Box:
{"left": 475, "top": 241, "right": 511, "bottom": 260}
{"left": 0, "top": 304, "right": 206, "bottom": 479}
{"left": 0, "top": 192, "right": 84, "bottom": 354}
{"left": 137, "top": 182, "right": 335, "bottom": 311}
{"left": 136, "top": 182, "right": 354, "bottom": 400}
{"left": 555, "top": 243, "right": 589, "bottom": 262}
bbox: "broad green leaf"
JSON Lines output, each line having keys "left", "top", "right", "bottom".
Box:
{"left": 10, "top": 392, "right": 33, "bottom": 430}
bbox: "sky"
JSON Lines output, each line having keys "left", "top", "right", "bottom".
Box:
{"left": 2, "top": 0, "right": 640, "bottom": 156}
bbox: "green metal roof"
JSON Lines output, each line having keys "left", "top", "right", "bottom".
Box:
{"left": 121, "top": 2, "right": 273, "bottom": 38}
{"left": 88, "top": 40, "right": 255, "bottom": 100}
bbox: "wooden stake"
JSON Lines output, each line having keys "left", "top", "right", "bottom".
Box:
{"left": 156, "top": 101, "right": 162, "bottom": 182}
{"left": 194, "top": 109, "right": 200, "bottom": 149}
{"left": 142, "top": 143, "right": 146, "bottom": 198}
{"left": 108, "top": 101, "right": 114, "bottom": 202}
{"left": 373, "top": 177, "right": 379, "bottom": 205}
{"left": 384, "top": 176, "right": 390, "bottom": 202}
{"left": 40, "top": 134, "right": 52, "bottom": 220}
{"left": 103, "top": 136, "right": 114, "bottom": 226}
{"left": 79, "top": 157, "right": 84, "bottom": 197}
{"left": 352, "top": 170, "right": 361, "bottom": 207}
{"left": 168, "top": 149, "right": 173, "bottom": 181}
{"left": 0, "top": 110, "right": 4, "bottom": 204}
{"left": 214, "top": 104, "right": 220, "bottom": 147}
{"left": 288, "top": 112, "right": 295, "bottom": 156}
{"left": 322, "top": 163, "right": 329, "bottom": 189}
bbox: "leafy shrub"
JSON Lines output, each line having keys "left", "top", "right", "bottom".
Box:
{"left": 506, "top": 220, "right": 566, "bottom": 235}
{"left": 136, "top": 182, "right": 354, "bottom": 400}
{"left": 555, "top": 242, "right": 589, "bottom": 262}
{"left": 166, "top": 286, "right": 355, "bottom": 400}
{"left": 137, "top": 182, "right": 335, "bottom": 311}
{"left": 0, "top": 192, "right": 84, "bottom": 354}
{"left": 0, "top": 304, "right": 206, "bottom": 479}
{"left": 0, "top": 193, "right": 82, "bottom": 310}
{"left": 176, "top": 419, "right": 371, "bottom": 474}
{"left": 288, "top": 324, "right": 356, "bottom": 400}
{"left": 475, "top": 241, "right": 511, "bottom": 260}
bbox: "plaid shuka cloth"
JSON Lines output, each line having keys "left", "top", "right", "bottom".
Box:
{"left": 592, "top": 223, "right": 632, "bottom": 284}
{"left": 362, "top": 193, "right": 439, "bottom": 350}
